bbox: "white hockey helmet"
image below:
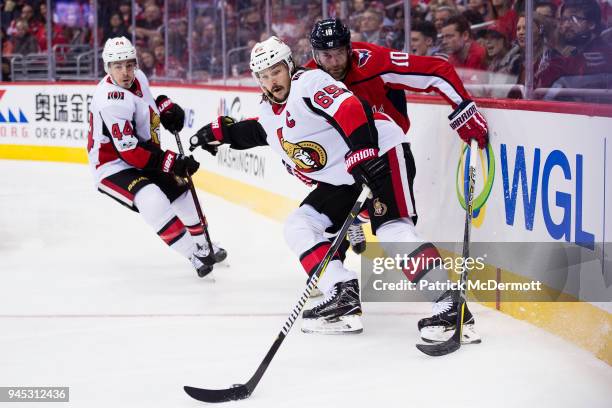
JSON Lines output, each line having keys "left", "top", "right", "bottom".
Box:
{"left": 249, "top": 36, "right": 294, "bottom": 76}
{"left": 102, "top": 36, "right": 137, "bottom": 74}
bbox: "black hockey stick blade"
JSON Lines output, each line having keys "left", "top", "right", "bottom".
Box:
{"left": 184, "top": 383, "right": 251, "bottom": 403}
{"left": 416, "top": 140, "right": 479, "bottom": 358}
{"left": 184, "top": 187, "right": 372, "bottom": 402}
{"left": 415, "top": 338, "right": 460, "bottom": 357}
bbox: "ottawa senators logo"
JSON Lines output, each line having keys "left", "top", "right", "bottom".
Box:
{"left": 149, "top": 106, "right": 161, "bottom": 145}
{"left": 372, "top": 198, "right": 387, "bottom": 217}
{"left": 277, "top": 128, "right": 327, "bottom": 172}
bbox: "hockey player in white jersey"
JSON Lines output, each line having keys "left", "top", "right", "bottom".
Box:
{"left": 190, "top": 37, "right": 479, "bottom": 340}
{"left": 87, "top": 36, "right": 226, "bottom": 278}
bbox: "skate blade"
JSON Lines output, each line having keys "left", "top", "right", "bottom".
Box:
{"left": 420, "top": 324, "right": 481, "bottom": 344}
{"left": 200, "top": 272, "right": 216, "bottom": 283}
{"left": 301, "top": 314, "right": 363, "bottom": 334}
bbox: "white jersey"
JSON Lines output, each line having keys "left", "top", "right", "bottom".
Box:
{"left": 257, "top": 68, "right": 405, "bottom": 186}
{"left": 87, "top": 69, "right": 162, "bottom": 184}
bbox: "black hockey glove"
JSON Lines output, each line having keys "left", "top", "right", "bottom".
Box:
{"left": 156, "top": 95, "right": 185, "bottom": 133}
{"left": 345, "top": 148, "right": 390, "bottom": 193}
{"left": 189, "top": 116, "right": 236, "bottom": 155}
{"left": 160, "top": 151, "right": 200, "bottom": 177}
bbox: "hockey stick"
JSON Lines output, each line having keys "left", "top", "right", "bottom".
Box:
{"left": 416, "top": 139, "right": 479, "bottom": 357}
{"left": 172, "top": 130, "right": 214, "bottom": 253}
{"left": 184, "top": 185, "right": 372, "bottom": 403}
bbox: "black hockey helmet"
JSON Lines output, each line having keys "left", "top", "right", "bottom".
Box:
{"left": 310, "top": 18, "right": 351, "bottom": 50}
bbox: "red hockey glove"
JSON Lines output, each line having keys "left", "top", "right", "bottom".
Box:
{"left": 448, "top": 100, "right": 488, "bottom": 149}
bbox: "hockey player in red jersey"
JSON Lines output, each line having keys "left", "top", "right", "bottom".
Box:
{"left": 87, "top": 36, "right": 226, "bottom": 278}
{"left": 190, "top": 37, "right": 482, "bottom": 342}
{"left": 308, "top": 19, "right": 488, "bottom": 343}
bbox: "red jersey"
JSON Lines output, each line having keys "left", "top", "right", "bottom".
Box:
{"left": 538, "top": 37, "right": 612, "bottom": 88}
{"left": 306, "top": 41, "right": 471, "bottom": 133}
{"left": 448, "top": 41, "right": 487, "bottom": 71}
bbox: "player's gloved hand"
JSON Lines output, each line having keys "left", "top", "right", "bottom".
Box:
{"left": 189, "top": 116, "right": 236, "bottom": 155}
{"left": 448, "top": 100, "right": 488, "bottom": 149}
{"left": 160, "top": 151, "right": 200, "bottom": 177}
{"left": 345, "top": 147, "right": 389, "bottom": 193}
{"left": 156, "top": 95, "right": 185, "bottom": 133}
{"left": 283, "top": 160, "right": 317, "bottom": 187}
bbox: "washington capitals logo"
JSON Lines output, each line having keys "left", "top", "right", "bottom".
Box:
{"left": 354, "top": 49, "right": 372, "bottom": 68}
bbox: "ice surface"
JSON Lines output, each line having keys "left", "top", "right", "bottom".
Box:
{"left": 0, "top": 160, "right": 610, "bottom": 408}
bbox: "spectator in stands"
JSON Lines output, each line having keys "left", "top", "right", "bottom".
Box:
{"left": 535, "top": 0, "right": 557, "bottom": 20}
{"left": 37, "top": 2, "right": 47, "bottom": 24}
{"left": 7, "top": 4, "right": 43, "bottom": 37}
{"left": 490, "top": 0, "right": 518, "bottom": 41}
{"left": 359, "top": 7, "right": 386, "bottom": 45}
{"left": 540, "top": 0, "right": 612, "bottom": 93}
{"left": 194, "top": 21, "right": 222, "bottom": 76}
{"left": 441, "top": 15, "right": 487, "bottom": 70}
{"left": 238, "top": 7, "right": 264, "bottom": 47}
{"left": 463, "top": 9, "right": 486, "bottom": 26}
{"left": 2, "top": 1, "right": 25, "bottom": 30}
{"left": 8, "top": 19, "right": 39, "bottom": 55}
{"left": 350, "top": 29, "right": 364, "bottom": 42}
{"left": 104, "top": 12, "right": 130, "bottom": 43}
{"left": 1, "top": 28, "right": 11, "bottom": 80}
{"left": 352, "top": 0, "right": 367, "bottom": 15}
{"left": 118, "top": 1, "right": 132, "bottom": 28}
{"left": 135, "top": 3, "right": 163, "bottom": 49}
{"left": 434, "top": 6, "right": 458, "bottom": 32}
{"left": 139, "top": 49, "right": 155, "bottom": 76}
{"left": 468, "top": 0, "right": 490, "bottom": 21}
{"left": 502, "top": 14, "right": 563, "bottom": 97}
{"left": 410, "top": 21, "right": 442, "bottom": 57}
{"left": 168, "top": 19, "right": 188, "bottom": 63}
{"left": 294, "top": 37, "right": 312, "bottom": 66}
{"left": 480, "top": 23, "right": 511, "bottom": 71}
{"left": 153, "top": 43, "right": 186, "bottom": 79}
{"left": 533, "top": 0, "right": 560, "bottom": 51}
{"left": 347, "top": 0, "right": 366, "bottom": 31}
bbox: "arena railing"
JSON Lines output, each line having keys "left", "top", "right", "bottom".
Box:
{"left": 0, "top": 0, "right": 609, "bottom": 105}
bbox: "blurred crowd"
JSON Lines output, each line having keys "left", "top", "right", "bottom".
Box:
{"left": 1, "top": 0, "right": 611, "bottom": 101}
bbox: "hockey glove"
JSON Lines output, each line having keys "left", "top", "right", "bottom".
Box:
{"left": 156, "top": 95, "right": 185, "bottom": 133}
{"left": 189, "top": 116, "right": 236, "bottom": 155}
{"left": 283, "top": 160, "right": 317, "bottom": 187}
{"left": 345, "top": 148, "right": 389, "bottom": 193}
{"left": 160, "top": 151, "right": 200, "bottom": 177}
{"left": 448, "top": 100, "right": 488, "bottom": 149}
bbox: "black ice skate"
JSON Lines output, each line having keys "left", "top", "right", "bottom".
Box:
{"left": 212, "top": 244, "right": 228, "bottom": 263}
{"left": 418, "top": 290, "right": 481, "bottom": 344}
{"left": 190, "top": 244, "right": 216, "bottom": 278}
{"left": 302, "top": 279, "right": 363, "bottom": 334}
{"left": 347, "top": 222, "right": 366, "bottom": 254}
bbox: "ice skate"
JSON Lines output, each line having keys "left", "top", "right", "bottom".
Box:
{"left": 190, "top": 244, "right": 216, "bottom": 278}
{"left": 302, "top": 279, "right": 363, "bottom": 334}
{"left": 418, "top": 290, "right": 481, "bottom": 344}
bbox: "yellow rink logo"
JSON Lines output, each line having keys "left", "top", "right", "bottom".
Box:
{"left": 456, "top": 143, "right": 495, "bottom": 227}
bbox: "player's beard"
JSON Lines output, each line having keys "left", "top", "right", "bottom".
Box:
{"left": 266, "top": 84, "right": 289, "bottom": 104}
{"left": 328, "top": 66, "right": 348, "bottom": 81}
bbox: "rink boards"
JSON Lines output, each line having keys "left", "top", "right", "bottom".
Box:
{"left": 0, "top": 81, "right": 610, "bottom": 363}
